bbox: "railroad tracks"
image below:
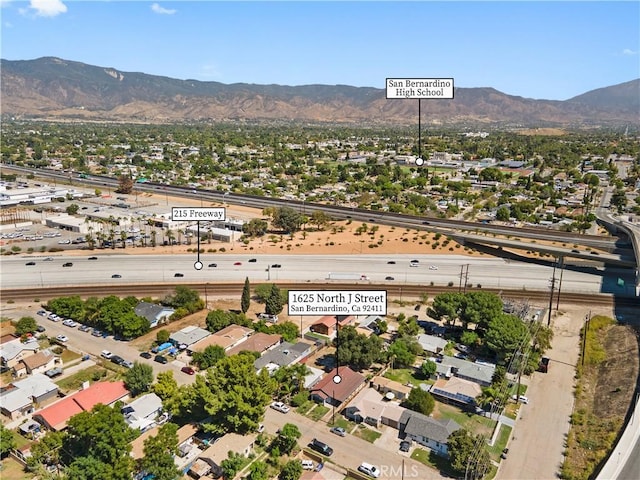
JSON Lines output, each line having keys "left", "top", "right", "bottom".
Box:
{"left": 2, "top": 282, "right": 636, "bottom": 307}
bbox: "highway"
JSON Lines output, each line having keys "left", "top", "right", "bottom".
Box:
{"left": 1, "top": 253, "right": 630, "bottom": 296}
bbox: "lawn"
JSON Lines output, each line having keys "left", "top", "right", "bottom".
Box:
{"left": 383, "top": 368, "right": 426, "bottom": 386}
{"left": 55, "top": 365, "right": 114, "bottom": 393}
{"left": 0, "top": 457, "right": 32, "bottom": 480}
{"left": 410, "top": 447, "right": 458, "bottom": 478}
{"left": 308, "top": 405, "right": 330, "bottom": 421}
{"left": 487, "top": 424, "right": 512, "bottom": 461}
{"left": 60, "top": 348, "right": 82, "bottom": 364}
{"left": 352, "top": 424, "right": 381, "bottom": 443}
{"left": 295, "top": 399, "right": 315, "bottom": 415}
{"left": 331, "top": 416, "right": 357, "bottom": 433}
{"left": 434, "top": 403, "right": 496, "bottom": 438}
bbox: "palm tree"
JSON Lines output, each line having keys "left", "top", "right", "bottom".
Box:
{"left": 120, "top": 230, "right": 128, "bottom": 249}
{"left": 150, "top": 230, "right": 157, "bottom": 248}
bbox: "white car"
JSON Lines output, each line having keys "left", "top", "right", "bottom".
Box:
{"left": 409, "top": 263, "right": 419, "bottom": 268}
{"left": 358, "top": 463, "right": 380, "bottom": 478}
{"left": 270, "top": 401, "right": 290, "bottom": 413}
{"left": 101, "top": 350, "right": 113, "bottom": 359}
{"left": 301, "top": 460, "right": 314, "bottom": 470}
{"left": 55, "top": 334, "right": 69, "bottom": 343}
{"left": 429, "top": 265, "right": 438, "bottom": 270}
{"left": 512, "top": 394, "right": 529, "bottom": 404}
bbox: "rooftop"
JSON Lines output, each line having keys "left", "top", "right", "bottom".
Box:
{"left": 170, "top": 325, "right": 210, "bottom": 347}
{"left": 310, "top": 366, "right": 366, "bottom": 403}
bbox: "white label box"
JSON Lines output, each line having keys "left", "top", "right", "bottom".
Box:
{"left": 386, "top": 78, "right": 454, "bottom": 99}
{"left": 171, "top": 207, "right": 226, "bottom": 221}
{"left": 288, "top": 290, "right": 387, "bottom": 316}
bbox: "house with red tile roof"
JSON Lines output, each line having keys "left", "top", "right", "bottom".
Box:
{"left": 34, "top": 381, "right": 129, "bottom": 431}
{"left": 309, "top": 366, "right": 366, "bottom": 407}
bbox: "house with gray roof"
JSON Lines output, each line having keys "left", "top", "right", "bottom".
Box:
{"left": 253, "top": 341, "right": 313, "bottom": 374}
{"left": 436, "top": 356, "right": 495, "bottom": 386}
{"left": 134, "top": 302, "right": 175, "bottom": 328}
{"left": 122, "top": 392, "right": 163, "bottom": 432}
{"left": 170, "top": 326, "right": 210, "bottom": 348}
{"left": 399, "top": 410, "right": 460, "bottom": 457}
{"left": 417, "top": 334, "right": 448, "bottom": 354}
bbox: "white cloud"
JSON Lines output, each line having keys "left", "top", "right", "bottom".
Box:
{"left": 621, "top": 48, "right": 638, "bottom": 56}
{"left": 151, "top": 3, "right": 176, "bottom": 15}
{"left": 28, "top": 0, "right": 67, "bottom": 17}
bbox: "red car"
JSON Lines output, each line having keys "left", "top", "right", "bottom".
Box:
{"left": 233, "top": 262, "right": 242, "bottom": 266}
{"left": 181, "top": 366, "right": 195, "bottom": 375}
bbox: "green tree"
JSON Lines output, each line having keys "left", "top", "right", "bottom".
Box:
{"left": 116, "top": 174, "right": 133, "bottom": 194}
{"left": 496, "top": 205, "right": 510, "bottom": 222}
{"left": 428, "top": 292, "right": 464, "bottom": 326}
{"left": 156, "top": 329, "right": 170, "bottom": 344}
{"left": 0, "top": 424, "right": 16, "bottom": 457}
{"left": 241, "top": 277, "right": 251, "bottom": 313}
{"left": 165, "top": 285, "right": 204, "bottom": 313}
{"left": 335, "top": 325, "right": 385, "bottom": 370}
{"left": 221, "top": 451, "right": 245, "bottom": 479}
{"left": 447, "top": 429, "right": 491, "bottom": 478}
{"left": 141, "top": 423, "right": 181, "bottom": 480}
{"left": 279, "top": 460, "right": 303, "bottom": 480}
{"left": 124, "top": 362, "right": 154, "bottom": 396}
{"left": 66, "top": 203, "right": 80, "bottom": 215}
{"left": 14, "top": 316, "right": 38, "bottom": 336}
{"left": 420, "top": 360, "right": 437, "bottom": 379}
{"left": 248, "top": 460, "right": 269, "bottom": 480}
{"left": 192, "top": 345, "right": 226, "bottom": 370}
{"left": 403, "top": 388, "right": 435, "bottom": 416}
{"left": 152, "top": 371, "right": 185, "bottom": 418}
{"left": 242, "top": 218, "right": 268, "bottom": 237}
{"left": 388, "top": 338, "right": 418, "bottom": 368}
{"left": 63, "top": 404, "right": 135, "bottom": 479}
{"left": 274, "top": 423, "right": 301, "bottom": 455}
{"left": 485, "top": 313, "right": 530, "bottom": 361}
{"left": 265, "top": 283, "right": 284, "bottom": 315}
{"left": 397, "top": 316, "right": 420, "bottom": 336}
{"left": 196, "top": 353, "right": 276, "bottom": 434}
{"left": 460, "top": 292, "right": 504, "bottom": 331}
{"left": 272, "top": 207, "right": 302, "bottom": 234}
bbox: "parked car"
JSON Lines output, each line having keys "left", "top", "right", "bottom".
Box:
{"left": 121, "top": 360, "right": 134, "bottom": 369}
{"left": 181, "top": 366, "right": 195, "bottom": 375}
{"left": 358, "top": 463, "right": 380, "bottom": 478}
{"left": 36, "top": 325, "right": 46, "bottom": 333}
{"left": 399, "top": 440, "right": 411, "bottom": 452}
{"left": 512, "top": 394, "right": 529, "bottom": 404}
{"left": 55, "top": 334, "right": 68, "bottom": 343}
{"left": 270, "top": 401, "right": 290, "bottom": 413}
{"left": 101, "top": 350, "right": 113, "bottom": 359}
{"left": 308, "top": 439, "right": 333, "bottom": 456}
{"left": 154, "top": 355, "right": 168, "bottom": 364}
{"left": 140, "top": 351, "right": 152, "bottom": 359}
{"left": 501, "top": 448, "right": 509, "bottom": 459}
{"left": 302, "top": 460, "right": 314, "bottom": 470}
{"left": 45, "top": 367, "right": 63, "bottom": 378}
{"left": 110, "top": 355, "right": 125, "bottom": 366}
{"left": 330, "top": 426, "right": 346, "bottom": 437}
{"left": 37, "top": 310, "right": 48, "bottom": 316}
{"left": 78, "top": 325, "right": 91, "bottom": 332}
{"left": 91, "top": 329, "right": 103, "bottom": 337}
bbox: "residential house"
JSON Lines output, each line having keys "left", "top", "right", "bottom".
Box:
{"left": 436, "top": 356, "right": 495, "bottom": 386}
{"left": 430, "top": 377, "right": 482, "bottom": 407}
{"left": 188, "top": 433, "right": 256, "bottom": 479}
{"left": 399, "top": 410, "right": 460, "bottom": 457}
{"left": 121, "top": 392, "right": 163, "bottom": 432}
{"left": 170, "top": 326, "right": 211, "bottom": 350}
{"left": 1, "top": 374, "right": 59, "bottom": 420}
{"left": 343, "top": 387, "right": 406, "bottom": 429}
{"left": 0, "top": 338, "right": 39, "bottom": 369}
{"left": 254, "top": 341, "right": 314, "bottom": 374}
{"left": 191, "top": 324, "right": 254, "bottom": 353}
{"left": 134, "top": 302, "right": 175, "bottom": 328}
{"left": 417, "top": 334, "right": 448, "bottom": 355}
{"left": 309, "top": 316, "right": 337, "bottom": 337}
{"left": 13, "top": 349, "right": 61, "bottom": 377}
{"left": 226, "top": 332, "right": 281, "bottom": 356}
{"left": 370, "top": 376, "right": 412, "bottom": 401}
{"left": 309, "top": 367, "right": 366, "bottom": 407}
{"left": 35, "top": 381, "right": 129, "bottom": 431}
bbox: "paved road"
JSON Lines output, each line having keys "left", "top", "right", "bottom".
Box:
{"left": 262, "top": 406, "right": 446, "bottom": 480}
{"left": 497, "top": 309, "right": 585, "bottom": 479}
{"left": 2, "top": 253, "right": 626, "bottom": 294}
{"left": 5, "top": 304, "right": 194, "bottom": 386}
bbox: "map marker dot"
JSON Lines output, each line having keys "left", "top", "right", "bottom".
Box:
{"left": 194, "top": 261, "right": 203, "bottom": 270}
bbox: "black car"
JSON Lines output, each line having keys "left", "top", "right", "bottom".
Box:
{"left": 36, "top": 325, "right": 46, "bottom": 333}
{"left": 63, "top": 262, "right": 73, "bottom": 267}
{"left": 385, "top": 276, "right": 395, "bottom": 281}
{"left": 248, "top": 258, "right": 257, "bottom": 263}
{"left": 308, "top": 438, "right": 333, "bottom": 456}
{"left": 88, "top": 256, "right": 98, "bottom": 260}
{"left": 174, "top": 273, "right": 184, "bottom": 278}
{"left": 399, "top": 440, "right": 411, "bottom": 452}
{"left": 111, "top": 274, "right": 122, "bottom": 278}
{"left": 154, "top": 355, "right": 169, "bottom": 364}
{"left": 208, "top": 263, "right": 217, "bottom": 268}
{"left": 387, "top": 260, "right": 396, "bottom": 264}
{"left": 25, "top": 261, "right": 36, "bottom": 266}
{"left": 271, "top": 264, "right": 282, "bottom": 268}
{"left": 110, "top": 355, "right": 125, "bottom": 366}
{"left": 140, "top": 351, "right": 152, "bottom": 359}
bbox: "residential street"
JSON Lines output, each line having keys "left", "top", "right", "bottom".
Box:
{"left": 262, "top": 406, "right": 447, "bottom": 480}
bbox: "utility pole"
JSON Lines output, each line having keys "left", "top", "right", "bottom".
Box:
{"left": 581, "top": 311, "right": 591, "bottom": 366}
{"left": 547, "top": 262, "right": 557, "bottom": 326}
{"left": 556, "top": 257, "right": 564, "bottom": 311}
{"left": 463, "top": 264, "right": 470, "bottom": 293}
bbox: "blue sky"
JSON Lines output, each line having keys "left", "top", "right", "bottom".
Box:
{"left": 1, "top": 1, "right": 638, "bottom": 100}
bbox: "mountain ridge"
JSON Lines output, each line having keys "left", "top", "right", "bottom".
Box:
{"left": 1, "top": 56, "right": 638, "bottom": 126}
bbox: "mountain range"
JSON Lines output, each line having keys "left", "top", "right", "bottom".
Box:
{"left": 1, "top": 57, "right": 638, "bottom": 127}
